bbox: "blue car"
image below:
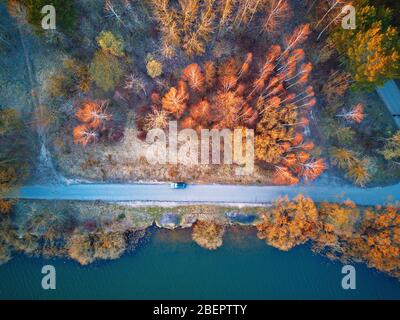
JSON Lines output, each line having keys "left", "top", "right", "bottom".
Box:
{"left": 170, "top": 182, "right": 187, "bottom": 189}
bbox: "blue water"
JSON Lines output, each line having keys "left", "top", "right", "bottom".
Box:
{"left": 0, "top": 229, "right": 399, "bottom": 299}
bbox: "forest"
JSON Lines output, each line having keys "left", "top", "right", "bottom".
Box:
{"left": 0, "top": 0, "right": 398, "bottom": 186}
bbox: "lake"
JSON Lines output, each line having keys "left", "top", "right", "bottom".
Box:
{"left": 0, "top": 228, "right": 399, "bottom": 299}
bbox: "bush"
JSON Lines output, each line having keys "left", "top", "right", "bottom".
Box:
{"left": 146, "top": 59, "right": 163, "bottom": 78}
{"left": 18, "top": 0, "right": 77, "bottom": 33}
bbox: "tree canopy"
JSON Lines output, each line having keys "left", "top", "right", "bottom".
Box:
{"left": 332, "top": 0, "right": 400, "bottom": 90}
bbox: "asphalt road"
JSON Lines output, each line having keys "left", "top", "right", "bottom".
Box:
{"left": 376, "top": 80, "right": 400, "bottom": 128}
{"left": 13, "top": 183, "right": 400, "bottom": 206}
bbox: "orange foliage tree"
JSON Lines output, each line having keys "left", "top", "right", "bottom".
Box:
{"left": 73, "top": 100, "right": 112, "bottom": 146}
{"left": 313, "top": 200, "right": 360, "bottom": 252}
{"left": 314, "top": 202, "right": 400, "bottom": 278}
{"left": 0, "top": 200, "right": 13, "bottom": 215}
{"left": 75, "top": 100, "right": 112, "bottom": 129}
{"left": 161, "top": 81, "right": 189, "bottom": 119}
{"left": 192, "top": 220, "right": 225, "bottom": 250}
{"left": 350, "top": 206, "right": 400, "bottom": 276}
{"left": 182, "top": 64, "right": 205, "bottom": 92}
{"left": 253, "top": 195, "right": 400, "bottom": 279}
{"left": 73, "top": 124, "right": 98, "bottom": 146}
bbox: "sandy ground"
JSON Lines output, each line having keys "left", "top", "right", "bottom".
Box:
{"left": 53, "top": 113, "right": 274, "bottom": 184}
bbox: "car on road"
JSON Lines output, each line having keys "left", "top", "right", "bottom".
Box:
{"left": 170, "top": 182, "right": 187, "bottom": 189}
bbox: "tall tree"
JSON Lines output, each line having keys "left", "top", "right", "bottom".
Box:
{"left": 256, "top": 195, "right": 319, "bottom": 251}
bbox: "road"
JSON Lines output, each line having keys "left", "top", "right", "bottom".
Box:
{"left": 12, "top": 183, "right": 400, "bottom": 206}
{"left": 9, "top": 81, "right": 400, "bottom": 207}
{"left": 376, "top": 80, "right": 400, "bottom": 128}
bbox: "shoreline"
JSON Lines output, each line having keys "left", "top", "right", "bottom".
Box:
{"left": 1, "top": 227, "right": 400, "bottom": 300}
{"left": 0, "top": 199, "right": 398, "bottom": 280}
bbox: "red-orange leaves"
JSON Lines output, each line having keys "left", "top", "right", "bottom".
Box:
{"left": 180, "top": 116, "right": 197, "bottom": 129}
{"left": 140, "top": 33, "right": 317, "bottom": 185}
{"left": 73, "top": 124, "right": 98, "bottom": 145}
{"left": 162, "top": 81, "right": 189, "bottom": 119}
{"left": 182, "top": 64, "right": 205, "bottom": 92}
{"left": 73, "top": 100, "right": 112, "bottom": 146}
{"left": 238, "top": 53, "right": 253, "bottom": 78}
{"left": 284, "top": 24, "right": 310, "bottom": 53}
{"left": 204, "top": 61, "right": 216, "bottom": 89}
{"left": 301, "top": 158, "right": 326, "bottom": 181}
{"left": 273, "top": 166, "right": 299, "bottom": 185}
{"left": 212, "top": 91, "right": 243, "bottom": 129}
{"left": 189, "top": 99, "right": 211, "bottom": 124}
{"left": 76, "top": 100, "right": 111, "bottom": 129}
{"left": 292, "top": 132, "right": 304, "bottom": 146}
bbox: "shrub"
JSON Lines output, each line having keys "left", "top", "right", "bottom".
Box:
{"left": 96, "top": 30, "right": 124, "bottom": 57}
{"left": 256, "top": 195, "right": 319, "bottom": 251}
{"left": 46, "top": 59, "right": 91, "bottom": 98}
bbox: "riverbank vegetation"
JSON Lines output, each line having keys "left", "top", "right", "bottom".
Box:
{"left": 192, "top": 220, "right": 225, "bottom": 250}
{"left": 257, "top": 195, "right": 400, "bottom": 278}
{"left": 0, "top": 198, "right": 399, "bottom": 279}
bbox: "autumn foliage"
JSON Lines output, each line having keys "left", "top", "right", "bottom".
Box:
{"left": 161, "top": 81, "right": 189, "bottom": 119}
{"left": 256, "top": 195, "right": 319, "bottom": 251}
{"left": 192, "top": 220, "right": 225, "bottom": 250}
{"left": 73, "top": 124, "right": 98, "bottom": 146}
{"left": 76, "top": 100, "right": 112, "bottom": 129}
{"left": 329, "top": 147, "right": 371, "bottom": 186}
{"left": 73, "top": 100, "right": 112, "bottom": 145}
{"left": 138, "top": 23, "right": 324, "bottom": 184}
